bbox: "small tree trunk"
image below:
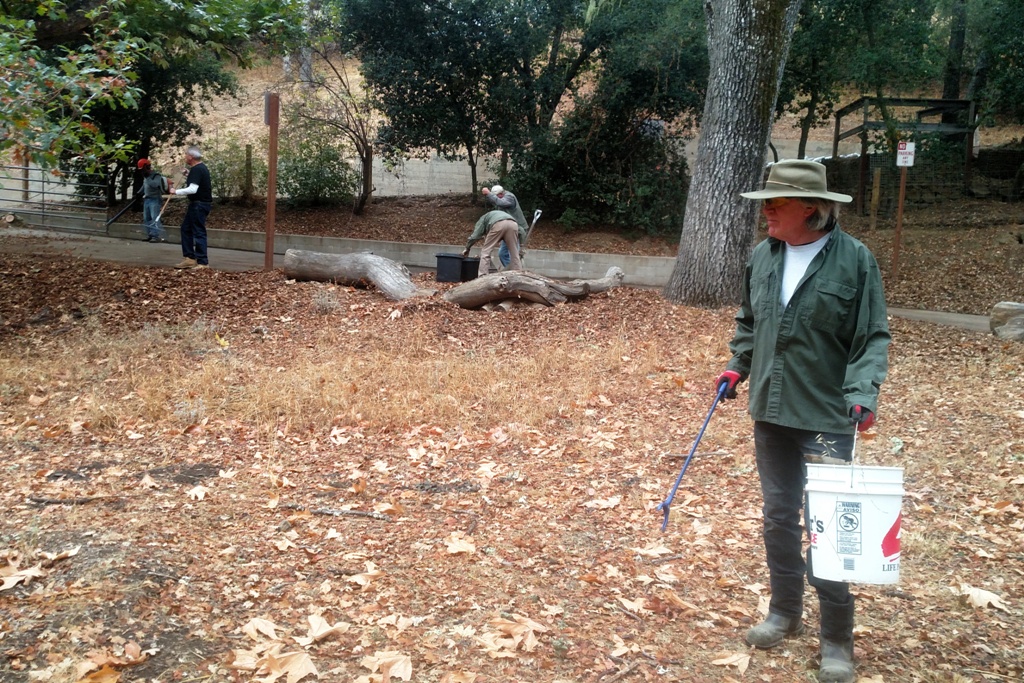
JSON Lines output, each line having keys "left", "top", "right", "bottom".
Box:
{"left": 355, "top": 150, "right": 373, "bottom": 215}
{"left": 282, "top": 249, "right": 436, "bottom": 301}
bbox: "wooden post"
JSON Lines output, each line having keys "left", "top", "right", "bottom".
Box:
{"left": 892, "top": 166, "right": 907, "bottom": 281}
{"left": 964, "top": 100, "right": 976, "bottom": 195}
{"left": 264, "top": 92, "right": 280, "bottom": 272}
{"left": 869, "top": 168, "right": 882, "bottom": 230}
{"left": 244, "top": 144, "right": 253, "bottom": 202}
{"left": 857, "top": 134, "right": 869, "bottom": 215}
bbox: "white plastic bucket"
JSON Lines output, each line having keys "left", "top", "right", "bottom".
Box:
{"left": 805, "top": 464, "right": 904, "bottom": 584}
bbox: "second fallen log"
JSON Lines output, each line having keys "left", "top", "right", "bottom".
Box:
{"left": 443, "top": 267, "right": 625, "bottom": 309}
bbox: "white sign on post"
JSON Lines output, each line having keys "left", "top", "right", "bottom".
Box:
{"left": 896, "top": 141, "right": 915, "bottom": 167}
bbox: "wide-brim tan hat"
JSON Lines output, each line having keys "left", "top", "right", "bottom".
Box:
{"left": 740, "top": 159, "right": 852, "bottom": 203}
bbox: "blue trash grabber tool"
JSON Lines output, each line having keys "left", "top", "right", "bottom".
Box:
{"left": 657, "top": 382, "right": 728, "bottom": 531}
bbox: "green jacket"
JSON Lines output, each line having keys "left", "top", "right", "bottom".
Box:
{"left": 726, "top": 227, "right": 890, "bottom": 434}
{"left": 485, "top": 191, "right": 529, "bottom": 246}
{"left": 465, "top": 210, "right": 516, "bottom": 251}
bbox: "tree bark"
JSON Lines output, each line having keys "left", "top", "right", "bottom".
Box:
{"left": 282, "top": 249, "right": 435, "bottom": 301}
{"left": 444, "top": 267, "right": 624, "bottom": 309}
{"left": 662, "top": 0, "right": 802, "bottom": 307}
{"left": 941, "top": 0, "right": 967, "bottom": 125}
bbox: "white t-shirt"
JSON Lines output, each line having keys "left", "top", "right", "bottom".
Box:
{"left": 781, "top": 232, "right": 831, "bottom": 308}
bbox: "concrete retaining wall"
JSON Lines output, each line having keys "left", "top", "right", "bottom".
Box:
{"left": 94, "top": 220, "right": 678, "bottom": 287}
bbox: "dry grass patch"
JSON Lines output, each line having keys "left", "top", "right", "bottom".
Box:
{"left": 0, "top": 319, "right": 676, "bottom": 440}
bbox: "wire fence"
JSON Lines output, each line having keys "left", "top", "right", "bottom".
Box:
{"left": 823, "top": 146, "right": 1024, "bottom": 218}
{"left": 0, "top": 164, "right": 109, "bottom": 232}
{"left": 2, "top": 144, "right": 1020, "bottom": 232}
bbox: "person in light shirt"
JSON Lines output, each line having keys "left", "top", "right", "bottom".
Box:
{"left": 715, "top": 159, "right": 891, "bottom": 683}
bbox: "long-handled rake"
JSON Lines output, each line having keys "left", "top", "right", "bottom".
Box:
{"left": 657, "top": 382, "right": 728, "bottom": 531}
{"left": 154, "top": 195, "right": 173, "bottom": 224}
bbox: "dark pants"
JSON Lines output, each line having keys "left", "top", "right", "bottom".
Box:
{"left": 753, "top": 421, "right": 854, "bottom": 632}
{"left": 180, "top": 201, "right": 212, "bottom": 265}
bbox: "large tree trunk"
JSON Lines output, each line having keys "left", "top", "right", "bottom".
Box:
{"left": 662, "top": 0, "right": 802, "bottom": 307}
{"left": 282, "top": 249, "right": 435, "bottom": 301}
{"left": 941, "top": 0, "right": 967, "bottom": 124}
{"left": 444, "top": 267, "right": 624, "bottom": 309}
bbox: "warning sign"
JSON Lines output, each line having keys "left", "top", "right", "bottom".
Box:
{"left": 896, "top": 141, "right": 916, "bottom": 167}
{"left": 835, "top": 501, "right": 863, "bottom": 555}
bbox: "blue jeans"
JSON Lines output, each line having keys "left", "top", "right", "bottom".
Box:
{"left": 498, "top": 240, "right": 510, "bottom": 267}
{"left": 142, "top": 197, "right": 165, "bottom": 239}
{"left": 180, "top": 201, "right": 212, "bottom": 265}
{"left": 753, "top": 421, "right": 853, "bottom": 622}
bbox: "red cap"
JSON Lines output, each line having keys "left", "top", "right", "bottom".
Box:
{"left": 137, "top": 158, "right": 150, "bottom": 169}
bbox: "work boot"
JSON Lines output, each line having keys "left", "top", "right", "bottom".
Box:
{"left": 174, "top": 257, "right": 197, "bottom": 269}
{"left": 745, "top": 612, "right": 804, "bottom": 649}
{"left": 818, "top": 595, "right": 856, "bottom": 683}
{"left": 819, "top": 638, "right": 855, "bottom": 683}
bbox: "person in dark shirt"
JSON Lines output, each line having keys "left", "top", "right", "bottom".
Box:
{"left": 172, "top": 146, "right": 213, "bottom": 269}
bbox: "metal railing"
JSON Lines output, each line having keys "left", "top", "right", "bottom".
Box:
{"left": 0, "top": 164, "right": 111, "bottom": 233}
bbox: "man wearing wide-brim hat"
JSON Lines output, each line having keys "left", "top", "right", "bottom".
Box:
{"left": 713, "top": 159, "right": 891, "bottom": 683}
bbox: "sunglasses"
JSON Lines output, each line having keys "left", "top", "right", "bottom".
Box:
{"left": 762, "top": 197, "right": 793, "bottom": 209}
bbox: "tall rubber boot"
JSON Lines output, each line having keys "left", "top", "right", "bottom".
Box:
{"left": 818, "top": 595, "right": 855, "bottom": 683}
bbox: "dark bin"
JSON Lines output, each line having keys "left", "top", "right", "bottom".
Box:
{"left": 436, "top": 253, "right": 479, "bottom": 282}
{"left": 460, "top": 256, "right": 480, "bottom": 281}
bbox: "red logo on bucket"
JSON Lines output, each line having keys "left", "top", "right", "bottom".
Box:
{"left": 881, "top": 512, "right": 901, "bottom": 561}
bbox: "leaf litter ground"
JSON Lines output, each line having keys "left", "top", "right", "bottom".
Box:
{"left": 0, "top": 200, "right": 1023, "bottom": 683}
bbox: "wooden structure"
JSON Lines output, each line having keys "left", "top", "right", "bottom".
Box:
{"left": 832, "top": 97, "right": 976, "bottom": 213}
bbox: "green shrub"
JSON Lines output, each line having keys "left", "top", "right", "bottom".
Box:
{"left": 507, "top": 104, "right": 690, "bottom": 237}
{"left": 203, "top": 132, "right": 267, "bottom": 201}
{"left": 276, "top": 124, "right": 360, "bottom": 207}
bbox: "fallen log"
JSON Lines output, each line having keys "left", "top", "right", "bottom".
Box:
{"left": 282, "top": 249, "right": 436, "bottom": 301}
{"left": 443, "top": 266, "right": 624, "bottom": 309}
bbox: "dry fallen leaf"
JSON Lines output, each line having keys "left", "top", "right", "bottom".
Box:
{"left": 359, "top": 651, "right": 413, "bottom": 681}
{"left": 581, "top": 495, "right": 621, "bottom": 509}
{"left": 0, "top": 564, "right": 45, "bottom": 591}
{"left": 954, "top": 584, "right": 1010, "bottom": 612}
{"left": 347, "top": 561, "right": 383, "bottom": 589}
{"left": 631, "top": 542, "right": 673, "bottom": 557}
{"left": 255, "top": 650, "right": 319, "bottom": 683}
{"left": 711, "top": 652, "right": 751, "bottom": 675}
{"left": 439, "top": 673, "right": 478, "bottom": 683}
{"left": 186, "top": 484, "right": 209, "bottom": 501}
{"left": 294, "top": 614, "right": 351, "bottom": 647}
{"left": 445, "top": 532, "right": 476, "bottom": 555}
{"left": 76, "top": 664, "right": 121, "bottom": 682}
{"left": 242, "top": 617, "right": 283, "bottom": 642}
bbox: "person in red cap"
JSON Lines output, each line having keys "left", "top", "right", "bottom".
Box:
{"left": 138, "top": 158, "right": 170, "bottom": 242}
